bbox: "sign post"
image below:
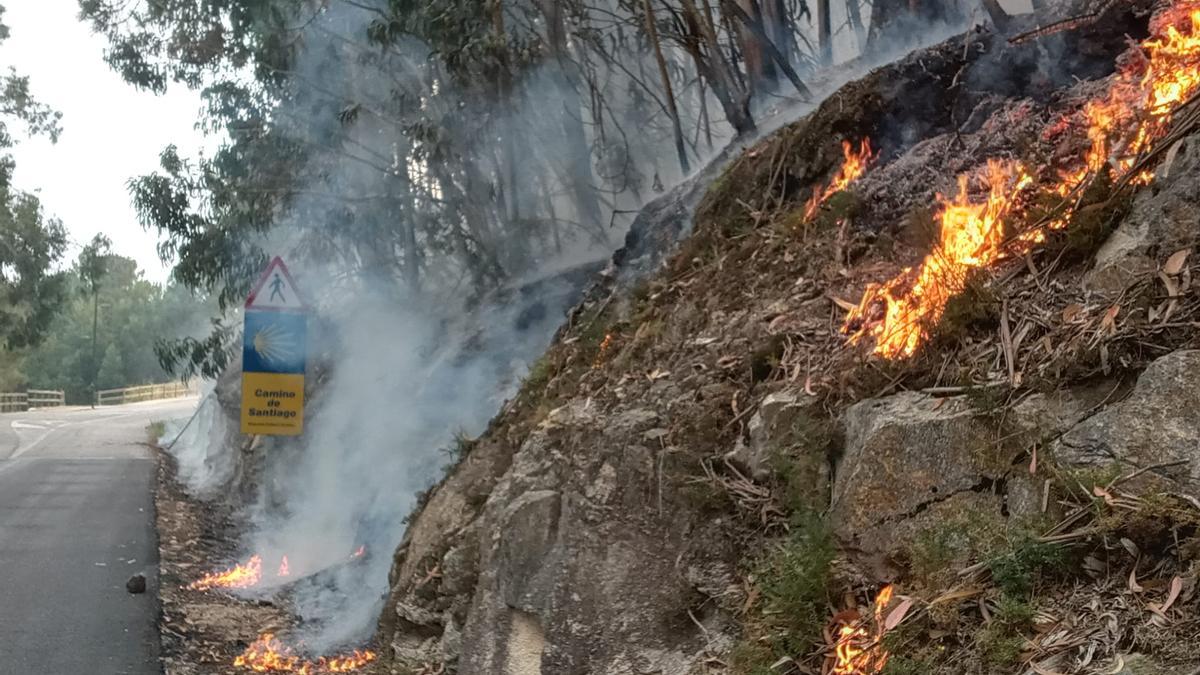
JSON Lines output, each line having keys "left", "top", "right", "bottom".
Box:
{"left": 241, "top": 256, "right": 307, "bottom": 436}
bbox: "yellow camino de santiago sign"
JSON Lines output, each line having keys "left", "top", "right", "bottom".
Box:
{"left": 241, "top": 257, "right": 307, "bottom": 436}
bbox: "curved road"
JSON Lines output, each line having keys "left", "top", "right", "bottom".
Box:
{"left": 0, "top": 398, "right": 197, "bottom": 674}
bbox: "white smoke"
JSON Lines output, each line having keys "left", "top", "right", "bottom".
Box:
{"left": 167, "top": 0, "right": 995, "bottom": 654}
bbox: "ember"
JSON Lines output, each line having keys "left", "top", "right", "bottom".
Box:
{"left": 234, "top": 633, "right": 376, "bottom": 674}
{"left": 832, "top": 585, "right": 894, "bottom": 674}
{"left": 844, "top": 0, "right": 1200, "bottom": 358}
{"left": 804, "top": 139, "right": 875, "bottom": 220}
{"left": 593, "top": 333, "right": 615, "bottom": 368}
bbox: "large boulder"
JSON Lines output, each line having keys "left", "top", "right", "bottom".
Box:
{"left": 1053, "top": 350, "right": 1200, "bottom": 489}
{"left": 829, "top": 389, "right": 1076, "bottom": 568}
{"left": 382, "top": 401, "right": 739, "bottom": 674}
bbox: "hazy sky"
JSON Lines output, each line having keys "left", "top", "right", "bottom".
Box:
{"left": 0, "top": 0, "right": 209, "bottom": 283}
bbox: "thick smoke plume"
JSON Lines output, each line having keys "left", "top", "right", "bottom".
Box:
{"left": 161, "top": 0, "right": 994, "bottom": 653}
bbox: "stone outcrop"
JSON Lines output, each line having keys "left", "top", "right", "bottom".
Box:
{"left": 1085, "top": 134, "right": 1200, "bottom": 295}
{"left": 1054, "top": 349, "right": 1200, "bottom": 489}
{"left": 381, "top": 402, "right": 740, "bottom": 674}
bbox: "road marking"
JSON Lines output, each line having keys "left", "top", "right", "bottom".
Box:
{"left": 11, "top": 421, "right": 48, "bottom": 430}
{"left": 11, "top": 412, "right": 132, "bottom": 459}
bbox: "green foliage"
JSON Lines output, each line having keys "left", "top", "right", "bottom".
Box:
{"left": 752, "top": 512, "right": 836, "bottom": 655}
{"left": 937, "top": 268, "right": 999, "bottom": 343}
{"left": 0, "top": 8, "right": 67, "bottom": 353}
{"left": 0, "top": 186, "right": 67, "bottom": 350}
{"left": 987, "top": 536, "right": 1067, "bottom": 598}
{"left": 978, "top": 624, "right": 1025, "bottom": 667}
{"left": 770, "top": 411, "right": 837, "bottom": 514}
{"left": 147, "top": 420, "right": 167, "bottom": 442}
{"left": 14, "top": 252, "right": 215, "bottom": 403}
{"left": 881, "top": 656, "right": 934, "bottom": 675}
{"left": 810, "top": 190, "right": 863, "bottom": 230}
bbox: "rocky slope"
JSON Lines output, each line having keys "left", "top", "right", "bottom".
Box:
{"left": 376, "top": 3, "right": 1200, "bottom": 674}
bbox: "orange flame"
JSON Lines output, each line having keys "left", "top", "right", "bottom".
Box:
{"left": 188, "top": 555, "right": 264, "bottom": 591}
{"left": 593, "top": 333, "right": 615, "bottom": 369}
{"left": 844, "top": 2, "right": 1200, "bottom": 358}
{"left": 844, "top": 161, "right": 1033, "bottom": 358}
{"left": 189, "top": 554, "right": 299, "bottom": 591}
{"left": 234, "top": 634, "right": 376, "bottom": 674}
{"left": 805, "top": 139, "right": 875, "bottom": 220}
{"left": 350, "top": 545, "right": 366, "bottom": 559}
{"left": 832, "top": 585, "right": 894, "bottom": 674}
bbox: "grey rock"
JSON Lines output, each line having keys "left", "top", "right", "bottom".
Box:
{"left": 1085, "top": 133, "right": 1200, "bottom": 295}
{"left": 725, "top": 391, "right": 817, "bottom": 482}
{"left": 832, "top": 392, "right": 1007, "bottom": 552}
{"left": 1054, "top": 350, "right": 1200, "bottom": 488}
{"left": 125, "top": 574, "right": 146, "bottom": 594}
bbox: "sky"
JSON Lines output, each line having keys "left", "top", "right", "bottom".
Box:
{"left": 0, "top": 0, "right": 210, "bottom": 283}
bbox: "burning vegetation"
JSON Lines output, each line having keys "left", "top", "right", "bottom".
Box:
{"left": 233, "top": 634, "right": 376, "bottom": 674}
{"left": 842, "top": 0, "right": 1200, "bottom": 359}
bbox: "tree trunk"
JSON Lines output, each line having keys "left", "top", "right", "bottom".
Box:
{"left": 722, "top": 0, "right": 812, "bottom": 99}
{"left": 536, "top": 0, "right": 605, "bottom": 232}
{"left": 678, "top": 0, "right": 757, "bottom": 135}
{"left": 867, "top": 0, "right": 965, "bottom": 53}
{"left": 492, "top": 0, "right": 521, "bottom": 225}
{"left": 817, "top": 0, "right": 833, "bottom": 64}
{"left": 735, "top": 0, "right": 776, "bottom": 93}
{"left": 643, "top": 0, "right": 691, "bottom": 174}
{"left": 846, "top": 0, "right": 867, "bottom": 54}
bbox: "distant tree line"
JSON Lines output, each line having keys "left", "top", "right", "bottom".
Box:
{"left": 1, "top": 237, "right": 217, "bottom": 402}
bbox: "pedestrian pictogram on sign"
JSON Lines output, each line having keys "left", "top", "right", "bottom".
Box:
{"left": 241, "top": 257, "right": 307, "bottom": 436}
{"left": 245, "top": 257, "right": 306, "bottom": 312}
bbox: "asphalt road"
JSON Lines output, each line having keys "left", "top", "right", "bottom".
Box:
{"left": 0, "top": 398, "right": 197, "bottom": 674}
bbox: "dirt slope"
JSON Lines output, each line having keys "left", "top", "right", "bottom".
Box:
{"left": 377, "top": 3, "right": 1200, "bottom": 673}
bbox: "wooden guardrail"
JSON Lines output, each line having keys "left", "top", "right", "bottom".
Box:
{"left": 96, "top": 381, "right": 197, "bottom": 406}
{"left": 0, "top": 390, "right": 66, "bottom": 413}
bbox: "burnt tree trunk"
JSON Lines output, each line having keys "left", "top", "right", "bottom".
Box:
{"left": 867, "top": 0, "right": 966, "bottom": 54}
{"left": 817, "top": 0, "right": 833, "bottom": 64}
{"left": 643, "top": 0, "right": 691, "bottom": 173}
{"left": 535, "top": 0, "right": 606, "bottom": 233}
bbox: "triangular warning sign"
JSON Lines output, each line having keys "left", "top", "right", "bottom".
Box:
{"left": 246, "top": 257, "right": 307, "bottom": 311}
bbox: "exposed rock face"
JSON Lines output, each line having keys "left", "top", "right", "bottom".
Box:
{"left": 1085, "top": 134, "right": 1200, "bottom": 295}
{"left": 1054, "top": 350, "right": 1200, "bottom": 488}
{"left": 832, "top": 393, "right": 1015, "bottom": 560}
{"left": 382, "top": 402, "right": 739, "bottom": 674}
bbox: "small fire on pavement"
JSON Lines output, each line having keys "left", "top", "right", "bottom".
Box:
{"left": 234, "top": 633, "right": 376, "bottom": 674}
{"left": 830, "top": 585, "right": 895, "bottom": 674}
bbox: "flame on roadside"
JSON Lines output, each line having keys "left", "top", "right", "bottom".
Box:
{"left": 832, "top": 585, "right": 894, "bottom": 674}
{"left": 842, "top": 1, "right": 1200, "bottom": 358}
{"left": 805, "top": 139, "right": 875, "bottom": 220}
{"left": 234, "top": 634, "right": 376, "bottom": 674}
{"left": 351, "top": 545, "right": 366, "bottom": 559}
{"left": 188, "top": 554, "right": 293, "bottom": 591}
{"left": 188, "top": 555, "right": 264, "bottom": 591}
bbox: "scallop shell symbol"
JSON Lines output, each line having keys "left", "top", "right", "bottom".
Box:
{"left": 251, "top": 321, "right": 299, "bottom": 366}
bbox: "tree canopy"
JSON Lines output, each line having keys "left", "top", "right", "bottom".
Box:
{"left": 79, "top": 0, "right": 958, "bottom": 375}
{"left": 0, "top": 3, "right": 68, "bottom": 353}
